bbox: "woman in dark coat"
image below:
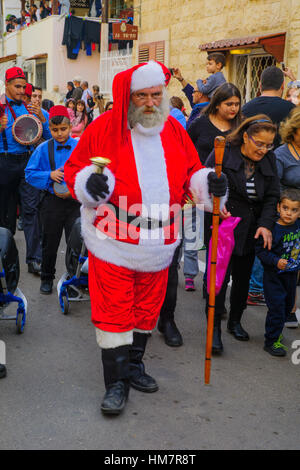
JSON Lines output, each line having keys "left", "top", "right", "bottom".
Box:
{"left": 205, "top": 115, "right": 279, "bottom": 353}
{"left": 185, "top": 83, "right": 242, "bottom": 292}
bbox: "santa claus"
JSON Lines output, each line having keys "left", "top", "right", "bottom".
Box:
{"left": 64, "top": 61, "right": 227, "bottom": 415}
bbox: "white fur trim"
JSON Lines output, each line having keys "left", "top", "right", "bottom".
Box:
{"left": 130, "top": 125, "right": 170, "bottom": 247}
{"left": 74, "top": 165, "right": 115, "bottom": 208}
{"left": 81, "top": 205, "right": 180, "bottom": 271}
{"left": 95, "top": 328, "right": 133, "bottom": 349}
{"left": 131, "top": 61, "right": 166, "bottom": 92}
{"left": 131, "top": 125, "right": 170, "bottom": 219}
{"left": 189, "top": 168, "right": 227, "bottom": 212}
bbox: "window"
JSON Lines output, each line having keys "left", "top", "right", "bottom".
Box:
{"left": 232, "top": 52, "right": 276, "bottom": 104}
{"left": 110, "top": 0, "right": 134, "bottom": 18}
{"left": 35, "top": 62, "right": 47, "bottom": 90}
{"left": 138, "top": 41, "right": 165, "bottom": 64}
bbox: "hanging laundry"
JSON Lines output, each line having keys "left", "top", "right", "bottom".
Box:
{"left": 83, "top": 19, "right": 101, "bottom": 54}
{"left": 62, "top": 16, "right": 84, "bottom": 59}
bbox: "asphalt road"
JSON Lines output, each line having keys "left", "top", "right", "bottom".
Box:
{"left": 0, "top": 230, "right": 299, "bottom": 450}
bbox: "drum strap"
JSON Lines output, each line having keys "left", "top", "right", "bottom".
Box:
{"left": 47, "top": 138, "right": 56, "bottom": 171}
{"left": 1, "top": 126, "right": 8, "bottom": 152}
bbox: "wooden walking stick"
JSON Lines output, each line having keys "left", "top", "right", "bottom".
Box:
{"left": 204, "top": 136, "right": 226, "bottom": 385}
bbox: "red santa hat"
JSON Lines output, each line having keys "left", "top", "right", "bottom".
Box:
{"left": 49, "top": 105, "right": 70, "bottom": 120}
{"left": 5, "top": 66, "right": 26, "bottom": 82}
{"left": 110, "top": 61, "right": 171, "bottom": 147}
{"left": 130, "top": 60, "right": 170, "bottom": 92}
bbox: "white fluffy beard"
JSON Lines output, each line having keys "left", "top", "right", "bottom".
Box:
{"left": 128, "top": 88, "right": 170, "bottom": 129}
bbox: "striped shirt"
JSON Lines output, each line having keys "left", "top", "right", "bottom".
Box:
{"left": 246, "top": 176, "right": 258, "bottom": 200}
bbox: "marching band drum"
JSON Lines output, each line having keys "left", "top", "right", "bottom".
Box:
{"left": 12, "top": 114, "right": 43, "bottom": 146}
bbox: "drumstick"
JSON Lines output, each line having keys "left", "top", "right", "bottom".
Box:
{"left": 204, "top": 136, "right": 226, "bottom": 385}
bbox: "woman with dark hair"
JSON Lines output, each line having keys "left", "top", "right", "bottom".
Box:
{"left": 183, "top": 83, "right": 242, "bottom": 294}
{"left": 188, "top": 82, "right": 242, "bottom": 164}
{"left": 205, "top": 115, "right": 279, "bottom": 353}
{"left": 105, "top": 101, "right": 113, "bottom": 112}
{"left": 71, "top": 99, "right": 88, "bottom": 137}
{"left": 66, "top": 81, "right": 75, "bottom": 101}
{"left": 42, "top": 99, "right": 55, "bottom": 112}
{"left": 92, "top": 85, "right": 105, "bottom": 115}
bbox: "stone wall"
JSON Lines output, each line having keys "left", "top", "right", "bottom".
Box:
{"left": 133, "top": 0, "right": 300, "bottom": 103}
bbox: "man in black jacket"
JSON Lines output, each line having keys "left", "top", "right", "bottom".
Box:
{"left": 242, "top": 66, "right": 295, "bottom": 149}
{"left": 72, "top": 77, "right": 83, "bottom": 101}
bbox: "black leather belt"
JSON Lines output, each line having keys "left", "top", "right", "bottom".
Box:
{"left": 110, "top": 203, "right": 174, "bottom": 230}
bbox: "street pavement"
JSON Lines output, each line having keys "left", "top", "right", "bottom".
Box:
{"left": 0, "top": 230, "right": 300, "bottom": 450}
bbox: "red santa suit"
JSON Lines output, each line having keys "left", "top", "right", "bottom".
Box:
{"left": 64, "top": 61, "right": 219, "bottom": 349}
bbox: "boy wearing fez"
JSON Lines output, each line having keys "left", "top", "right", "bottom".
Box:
{"left": 25, "top": 106, "right": 80, "bottom": 294}
{"left": 256, "top": 188, "right": 300, "bottom": 356}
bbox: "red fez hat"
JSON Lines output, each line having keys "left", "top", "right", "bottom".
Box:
{"left": 5, "top": 66, "right": 26, "bottom": 82}
{"left": 25, "top": 83, "right": 33, "bottom": 97}
{"left": 49, "top": 105, "right": 70, "bottom": 120}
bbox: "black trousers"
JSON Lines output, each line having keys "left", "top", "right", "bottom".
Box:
{"left": 205, "top": 250, "right": 255, "bottom": 321}
{"left": 159, "top": 243, "right": 182, "bottom": 321}
{"left": 0, "top": 154, "right": 29, "bottom": 234}
{"left": 40, "top": 193, "right": 81, "bottom": 281}
{"left": 0, "top": 154, "right": 42, "bottom": 263}
{"left": 264, "top": 270, "right": 297, "bottom": 346}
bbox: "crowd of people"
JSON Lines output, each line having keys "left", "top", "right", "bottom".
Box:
{"left": 63, "top": 77, "right": 113, "bottom": 136}
{"left": 0, "top": 56, "right": 299, "bottom": 418}
{"left": 5, "top": 0, "right": 102, "bottom": 34}
{"left": 6, "top": 2, "right": 57, "bottom": 33}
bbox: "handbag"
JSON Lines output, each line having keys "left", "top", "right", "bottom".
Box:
{"left": 207, "top": 216, "right": 241, "bottom": 295}
{"left": 87, "top": 96, "right": 95, "bottom": 108}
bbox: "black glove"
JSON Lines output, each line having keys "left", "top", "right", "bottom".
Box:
{"left": 207, "top": 171, "right": 227, "bottom": 198}
{"left": 86, "top": 173, "right": 109, "bottom": 201}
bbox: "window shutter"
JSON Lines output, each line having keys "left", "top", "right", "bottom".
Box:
{"left": 138, "top": 41, "right": 165, "bottom": 64}
{"left": 138, "top": 45, "right": 150, "bottom": 63}
{"left": 155, "top": 42, "right": 165, "bottom": 63}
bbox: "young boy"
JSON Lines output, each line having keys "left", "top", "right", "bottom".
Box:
{"left": 196, "top": 52, "right": 226, "bottom": 99}
{"left": 25, "top": 105, "right": 81, "bottom": 294}
{"left": 256, "top": 188, "right": 300, "bottom": 356}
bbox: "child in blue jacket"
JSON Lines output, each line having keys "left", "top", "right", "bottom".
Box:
{"left": 256, "top": 188, "right": 300, "bottom": 356}
{"left": 25, "top": 105, "right": 80, "bottom": 294}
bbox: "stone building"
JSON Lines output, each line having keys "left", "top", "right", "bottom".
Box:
{"left": 133, "top": 0, "right": 300, "bottom": 104}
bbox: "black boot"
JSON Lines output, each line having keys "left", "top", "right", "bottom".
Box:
{"left": 0, "top": 364, "right": 7, "bottom": 379}
{"left": 157, "top": 317, "right": 183, "bottom": 347}
{"left": 205, "top": 309, "right": 223, "bottom": 355}
{"left": 212, "top": 316, "right": 223, "bottom": 355}
{"left": 101, "top": 345, "right": 130, "bottom": 415}
{"left": 40, "top": 280, "right": 53, "bottom": 295}
{"left": 158, "top": 248, "right": 183, "bottom": 347}
{"left": 129, "top": 332, "right": 158, "bottom": 393}
{"left": 227, "top": 311, "right": 249, "bottom": 341}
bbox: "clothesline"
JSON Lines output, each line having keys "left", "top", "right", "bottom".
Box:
{"left": 62, "top": 15, "right": 133, "bottom": 59}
